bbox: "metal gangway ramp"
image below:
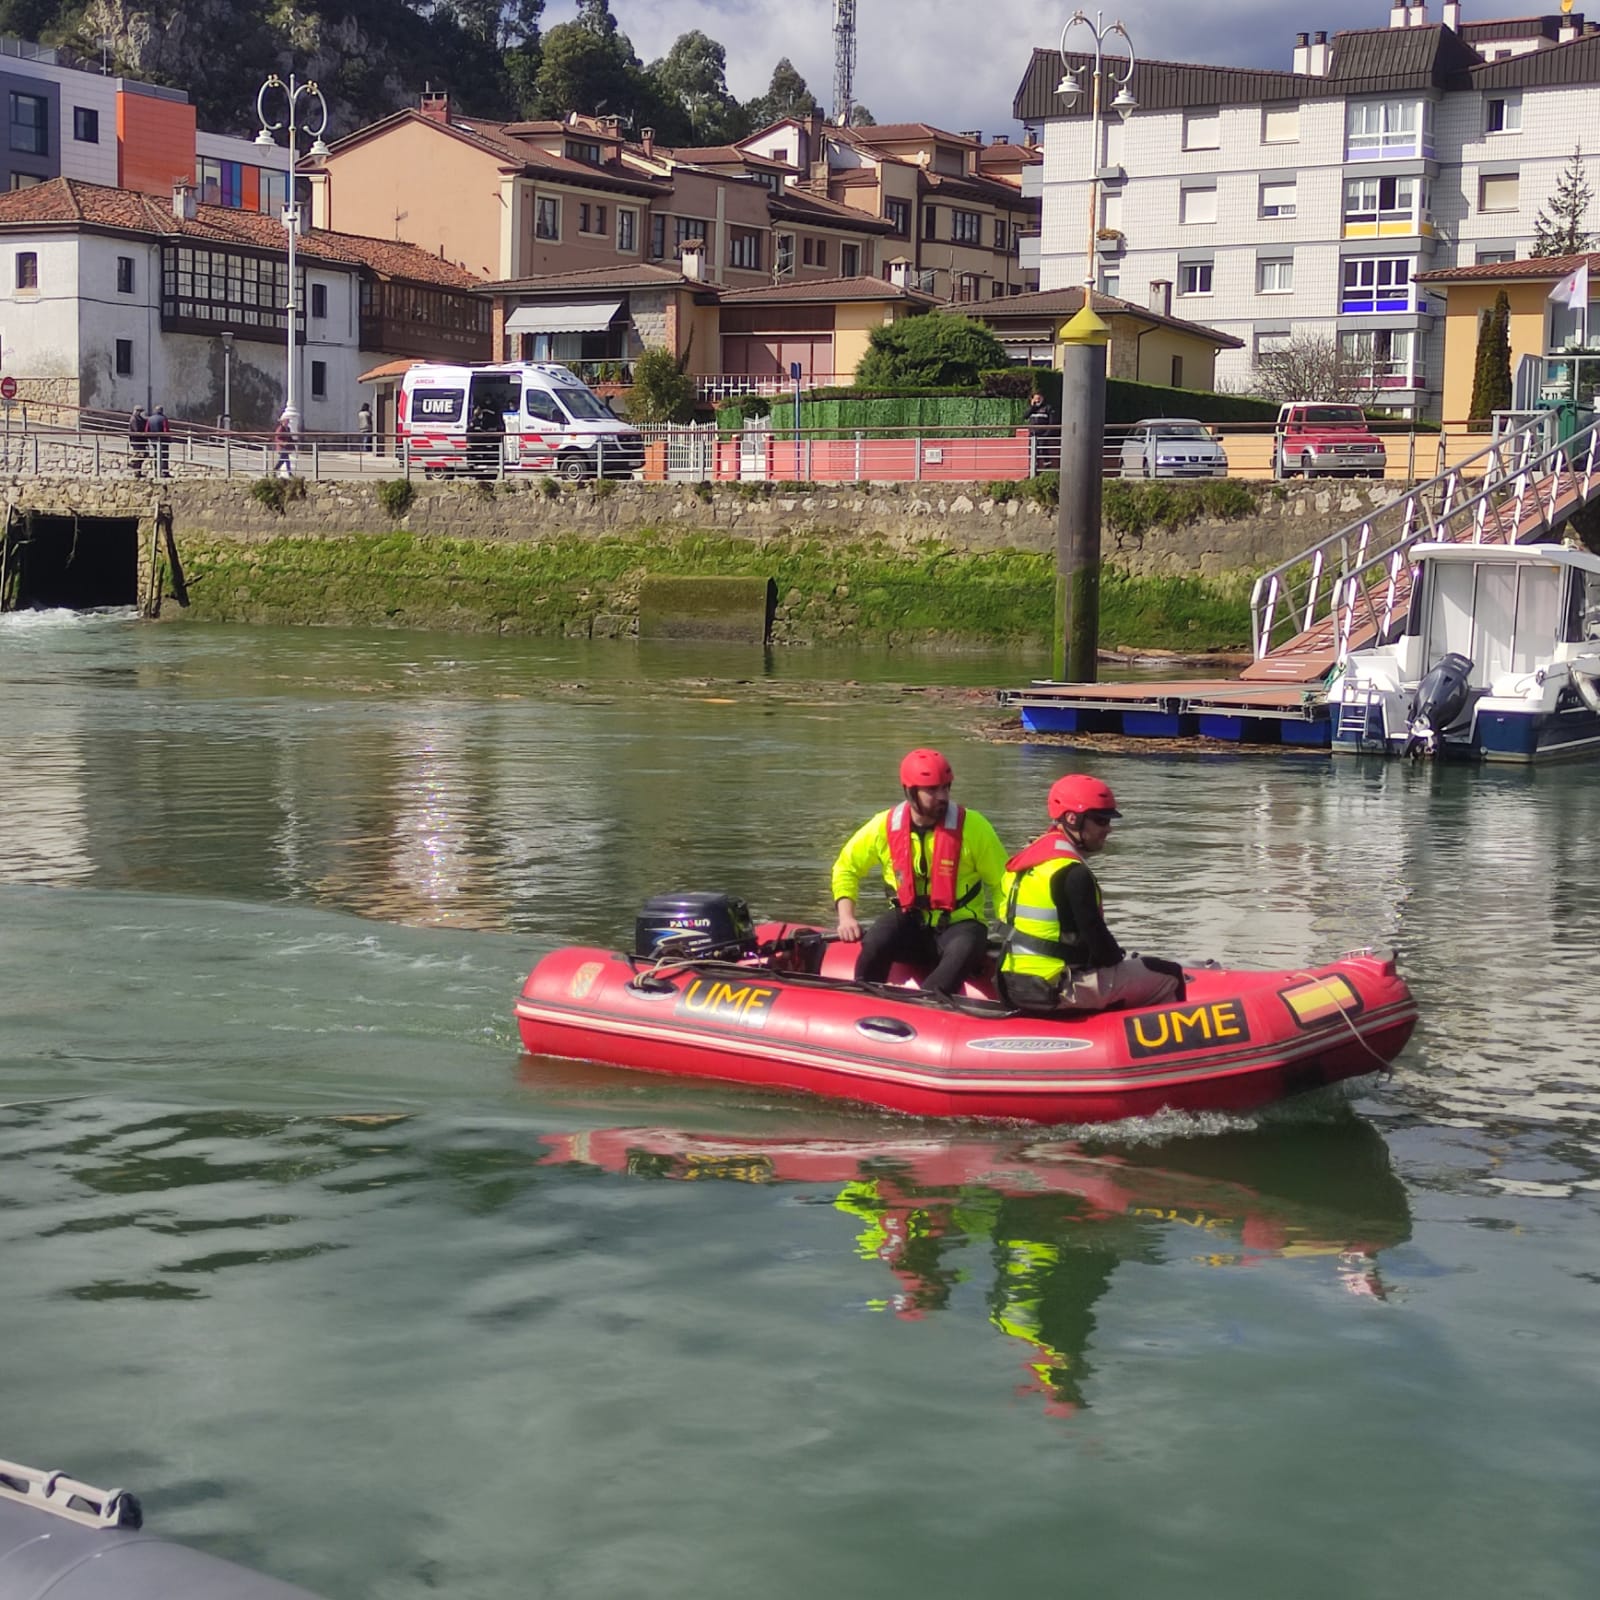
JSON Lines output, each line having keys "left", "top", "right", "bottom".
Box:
{"left": 1246, "top": 412, "right": 1600, "bottom": 681}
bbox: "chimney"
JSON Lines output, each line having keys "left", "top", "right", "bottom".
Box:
{"left": 1024, "top": 129, "right": 1038, "bottom": 148}
{"left": 887, "top": 257, "right": 912, "bottom": 288}
{"left": 640, "top": 126, "right": 655, "bottom": 157}
{"left": 172, "top": 179, "right": 196, "bottom": 221}
{"left": 1293, "top": 31, "right": 1311, "bottom": 72}
{"left": 1311, "top": 31, "right": 1330, "bottom": 73}
{"left": 1407, "top": 4, "right": 1427, "bottom": 25}
{"left": 420, "top": 91, "right": 450, "bottom": 124}
{"left": 1561, "top": 11, "right": 1583, "bottom": 41}
{"left": 1390, "top": 3, "right": 1408, "bottom": 25}
{"left": 993, "top": 134, "right": 1009, "bottom": 145}
{"left": 1148, "top": 278, "right": 1172, "bottom": 317}
{"left": 681, "top": 239, "right": 705, "bottom": 281}
{"left": 1442, "top": 1, "right": 1460, "bottom": 29}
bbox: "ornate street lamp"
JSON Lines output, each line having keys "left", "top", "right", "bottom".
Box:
{"left": 255, "top": 75, "right": 331, "bottom": 432}
{"left": 1056, "top": 10, "right": 1137, "bottom": 289}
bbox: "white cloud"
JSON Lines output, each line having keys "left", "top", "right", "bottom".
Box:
{"left": 542, "top": 0, "right": 1401, "bottom": 132}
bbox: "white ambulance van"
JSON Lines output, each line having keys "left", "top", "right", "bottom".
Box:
{"left": 397, "top": 362, "right": 646, "bottom": 480}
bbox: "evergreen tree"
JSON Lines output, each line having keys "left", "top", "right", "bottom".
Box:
{"left": 747, "top": 58, "right": 817, "bottom": 129}
{"left": 855, "top": 314, "right": 1008, "bottom": 388}
{"left": 1533, "top": 145, "right": 1593, "bottom": 257}
{"left": 1468, "top": 289, "right": 1513, "bottom": 426}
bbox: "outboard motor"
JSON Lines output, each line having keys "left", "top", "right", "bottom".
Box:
{"left": 634, "top": 892, "right": 757, "bottom": 961}
{"left": 1405, "top": 652, "right": 1474, "bottom": 758}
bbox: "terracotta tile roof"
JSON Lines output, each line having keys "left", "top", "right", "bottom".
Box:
{"left": 0, "top": 177, "right": 485, "bottom": 287}
{"left": 717, "top": 274, "right": 939, "bottom": 307}
{"left": 453, "top": 116, "right": 668, "bottom": 196}
{"left": 837, "top": 123, "right": 981, "bottom": 147}
{"left": 921, "top": 169, "right": 1040, "bottom": 209}
{"left": 768, "top": 188, "right": 896, "bottom": 233}
{"left": 661, "top": 145, "right": 796, "bottom": 171}
{"left": 1415, "top": 251, "right": 1600, "bottom": 284}
{"left": 947, "top": 285, "right": 1243, "bottom": 349}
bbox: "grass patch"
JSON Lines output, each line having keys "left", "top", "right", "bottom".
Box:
{"left": 375, "top": 479, "right": 415, "bottom": 521}
{"left": 248, "top": 475, "right": 307, "bottom": 515}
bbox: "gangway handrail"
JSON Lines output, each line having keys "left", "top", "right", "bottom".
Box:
{"left": 1249, "top": 412, "right": 1597, "bottom": 664}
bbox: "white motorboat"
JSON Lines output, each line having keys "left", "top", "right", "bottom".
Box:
{"left": 1328, "top": 541, "right": 1600, "bottom": 762}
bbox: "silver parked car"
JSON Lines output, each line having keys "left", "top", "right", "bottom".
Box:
{"left": 1118, "top": 418, "right": 1229, "bottom": 479}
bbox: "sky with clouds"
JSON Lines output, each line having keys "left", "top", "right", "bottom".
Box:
{"left": 546, "top": 0, "right": 1414, "bottom": 133}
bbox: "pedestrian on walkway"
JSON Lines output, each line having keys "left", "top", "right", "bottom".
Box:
{"left": 274, "top": 411, "right": 296, "bottom": 477}
{"left": 128, "top": 406, "right": 148, "bottom": 478}
{"left": 147, "top": 404, "right": 170, "bottom": 478}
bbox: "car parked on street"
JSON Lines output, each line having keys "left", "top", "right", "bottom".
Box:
{"left": 1118, "top": 418, "right": 1229, "bottom": 479}
{"left": 1271, "top": 402, "right": 1387, "bottom": 479}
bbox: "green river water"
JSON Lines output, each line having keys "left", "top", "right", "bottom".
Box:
{"left": 2, "top": 612, "right": 1597, "bottom": 1599}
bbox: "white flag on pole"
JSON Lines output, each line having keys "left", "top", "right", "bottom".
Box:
{"left": 1549, "top": 260, "right": 1589, "bottom": 307}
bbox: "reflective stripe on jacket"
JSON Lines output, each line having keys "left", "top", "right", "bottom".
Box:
{"left": 886, "top": 800, "right": 965, "bottom": 914}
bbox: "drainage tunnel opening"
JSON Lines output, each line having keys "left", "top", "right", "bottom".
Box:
{"left": 7, "top": 515, "right": 141, "bottom": 609}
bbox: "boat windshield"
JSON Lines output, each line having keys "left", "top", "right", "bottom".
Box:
{"left": 1423, "top": 560, "right": 1563, "bottom": 682}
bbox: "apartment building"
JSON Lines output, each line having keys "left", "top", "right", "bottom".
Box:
{"left": 0, "top": 176, "right": 488, "bottom": 431}
{"left": 739, "top": 117, "right": 1042, "bottom": 302}
{"left": 1016, "top": 3, "right": 1600, "bottom": 416}
{"left": 0, "top": 34, "right": 287, "bottom": 213}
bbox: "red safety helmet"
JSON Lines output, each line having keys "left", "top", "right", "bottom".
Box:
{"left": 1048, "top": 774, "right": 1121, "bottom": 821}
{"left": 899, "top": 748, "right": 954, "bottom": 788}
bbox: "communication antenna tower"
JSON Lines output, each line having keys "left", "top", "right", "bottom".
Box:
{"left": 832, "top": 0, "right": 857, "bottom": 127}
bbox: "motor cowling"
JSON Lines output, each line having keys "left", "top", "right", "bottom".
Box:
{"left": 1406, "top": 651, "right": 1474, "bottom": 755}
{"left": 634, "top": 892, "right": 757, "bottom": 960}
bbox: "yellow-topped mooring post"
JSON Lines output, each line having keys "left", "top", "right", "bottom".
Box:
{"left": 1055, "top": 301, "right": 1111, "bottom": 681}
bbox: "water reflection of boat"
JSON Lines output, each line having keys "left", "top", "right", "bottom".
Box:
{"left": 538, "top": 1120, "right": 1412, "bottom": 1415}
{"left": 516, "top": 899, "right": 1418, "bottom": 1123}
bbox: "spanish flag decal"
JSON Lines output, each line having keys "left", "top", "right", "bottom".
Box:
{"left": 1280, "top": 974, "right": 1363, "bottom": 1029}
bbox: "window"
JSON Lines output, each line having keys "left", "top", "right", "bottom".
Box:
{"left": 1486, "top": 95, "right": 1522, "bottom": 134}
{"left": 1099, "top": 270, "right": 1120, "bottom": 299}
{"left": 923, "top": 205, "right": 938, "bottom": 241}
{"left": 777, "top": 233, "right": 795, "bottom": 275}
{"left": 1476, "top": 247, "right": 1515, "bottom": 265}
{"left": 1179, "top": 185, "right": 1217, "bottom": 225}
{"left": 1263, "top": 107, "right": 1299, "bottom": 144}
{"left": 9, "top": 92, "right": 47, "bottom": 156}
{"left": 1480, "top": 172, "right": 1519, "bottom": 212}
{"left": 1170, "top": 356, "right": 1184, "bottom": 387}
{"left": 728, "top": 228, "right": 762, "bottom": 271}
{"left": 841, "top": 243, "right": 860, "bottom": 276}
{"left": 1254, "top": 328, "right": 1291, "bottom": 359}
{"left": 535, "top": 197, "right": 559, "bottom": 240}
{"left": 802, "top": 236, "right": 814, "bottom": 266}
{"left": 565, "top": 140, "right": 602, "bottom": 164}
{"left": 16, "top": 251, "right": 36, "bottom": 290}
{"left": 115, "top": 338, "right": 132, "bottom": 376}
{"left": 116, "top": 256, "right": 134, "bottom": 295}
{"left": 1344, "top": 174, "right": 1428, "bottom": 226}
{"left": 886, "top": 198, "right": 910, "bottom": 237}
{"left": 9, "top": 172, "right": 40, "bottom": 189}
{"left": 673, "top": 217, "right": 707, "bottom": 250}
{"left": 1346, "top": 98, "right": 1430, "bottom": 158}
{"left": 1340, "top": 328, "right": 1417, "bottom": 389}
{"left": 311, "top": 360, "right": 327, "bottom": 399}
{"left": 993, "top": 217, "right": 1009, "bottom": 249}
{"left": 578, "top": 202, "right": 607, "bottom": 235}
{"left": 951, "top": 209, "right": 982, "bottom": 245}
{"left": 196, "top": 157, "right": 244, "bottom": 208}
{"left": 955, "top": 273, "right": 980, "bottom": 303}
{"left": 815, "top": 238, "right": 827, "bottom": 268}
{"left": 649, "top": 214, "right": 666, "bottom": 259}
{"left": 1341, "top": 256, "right": 1413, "bottom": 313}
{"left": 1260, "top": 180, "right": 1297, "bottom": 218}
{"left": 617, "top": 209, "right": 637, "bottom": 252}
{"left": 310, "top": 282, "right": 327, "bottom": 318}
{"left": 1178, "top": 261, "right": 1213, "bottom": 296}
{"left": 73, "top": 106, "right": 99, "bottom": 143}
{"left": 1183, "top": 109, "right": 1220, "bottom": 150}
{"left": 1258, "top": 257, "right": 1293, "bottom": 294}
{"left": 259, "top": 168, "right": 286, "bottom": 216}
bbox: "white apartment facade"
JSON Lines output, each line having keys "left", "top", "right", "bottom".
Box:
{"left": 1017, "top": 3, "right": 1600, "bottom": 416}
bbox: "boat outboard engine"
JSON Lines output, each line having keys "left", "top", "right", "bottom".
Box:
{"left": 634, "top": 892, "right": 758, "bottom": 961}
{"left": 1405, "top": 652, "right": 1474, "bottom": 758}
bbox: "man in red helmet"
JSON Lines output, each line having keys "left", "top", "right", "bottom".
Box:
{"left": 831, "top": 748, "right": 1008, "bottom": 995}
{"left": 997, "top": 773, "right": 1184, "bottom": 1012}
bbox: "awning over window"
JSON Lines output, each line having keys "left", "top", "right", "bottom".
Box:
{"left": 505, "top": 300, "right": 623, "bottom": 335}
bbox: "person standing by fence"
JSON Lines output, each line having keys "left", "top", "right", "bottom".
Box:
{"left": 128, "top": 406, "right": 148, "bottom": 478}
{"left": 356, "top": 402, "right": 373, "bottom": 453}
{"left": 147, "top": 405, "right": 170, "bottom": 478}
{"left": 274, "top": 412, "right": 296, "bottom": 477}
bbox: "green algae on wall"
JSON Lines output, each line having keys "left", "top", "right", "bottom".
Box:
{"left": 167, "top": 529, "right": 1251, "bottom": 651}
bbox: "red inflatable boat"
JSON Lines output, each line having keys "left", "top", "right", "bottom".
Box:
{"left": 514, "top": 894, "right": 1419, "bottom": 1124}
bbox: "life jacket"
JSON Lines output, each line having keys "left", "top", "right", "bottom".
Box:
{"left": 884, "top": 800, "right": 973, "bottom": 920}
{"left": 998, "top": 831, "right": 1100, "bottom": 983}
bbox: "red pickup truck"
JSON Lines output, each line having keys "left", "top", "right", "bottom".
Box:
{"left": 1272, "top": 403, "right": 1387, "bottom": 479}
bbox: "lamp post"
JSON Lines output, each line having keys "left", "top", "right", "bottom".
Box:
{"left": 1050, "top": 11, "right": 1134, "bottom": 681}
{"left": 1055, "top": 10, "right": 1136, "bottom": 290}
{"left": 219, "top": 330, "right": 233, "bottom": 431}
{"left": 255, "top": 74, "right": 330, "bottom": 434}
